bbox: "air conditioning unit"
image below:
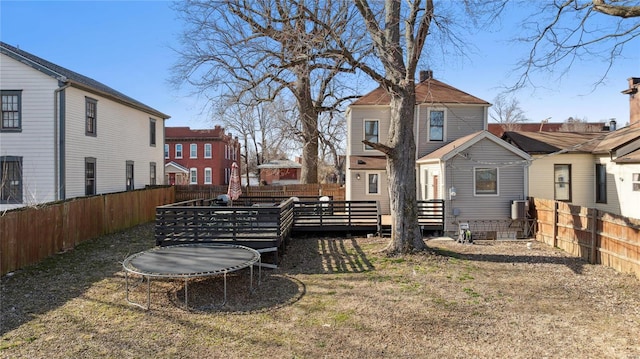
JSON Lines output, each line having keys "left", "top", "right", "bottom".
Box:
{"left": 511, "top": 200, "right": 528, "bottom": 220}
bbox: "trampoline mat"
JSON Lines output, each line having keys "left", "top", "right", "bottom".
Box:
{"left": 123, "top": 244, "right": 260, "bottom": 278}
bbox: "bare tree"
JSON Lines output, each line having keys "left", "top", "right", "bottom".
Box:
{"left": 305, "top": 0, "right": 505, "bottom": 253}
{"left": 318, "top": 111, "right": 346, "bottom": 184}
{"left": 516, "top": 0, "right": 640, "bottom": 89}
{"left": 490, "top": 94, "right": 528, "bottom": 131}
{"left": 171, "top": 0, "right": 364, "bottom": 184}
{"left": 216, "top": 94, "right": 297, "bottom": 185}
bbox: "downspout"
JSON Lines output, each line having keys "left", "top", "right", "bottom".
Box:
{"left": 54, "top": 81, "right": 70, "bottom": 201}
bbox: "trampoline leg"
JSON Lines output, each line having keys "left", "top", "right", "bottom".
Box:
{"left": 184, "top": 278, "right": 189, "bottom": 310}
{"left": 125, "top": 272, "right": 151, "bottom": 310}
{"left": 222, "top": 272, "right": 228, "bottom": 306}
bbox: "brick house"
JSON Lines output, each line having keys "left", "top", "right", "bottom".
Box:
{"left": 164, "top": 126, "right": 240, "bottom": 186}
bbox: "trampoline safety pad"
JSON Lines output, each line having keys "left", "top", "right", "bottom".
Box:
{"left": 123, "top": 243, "right": 261, "bottom": 310}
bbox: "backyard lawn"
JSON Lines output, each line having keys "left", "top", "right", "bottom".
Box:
{"left": 1, "top": 223, "right": 639, "bottom": 358}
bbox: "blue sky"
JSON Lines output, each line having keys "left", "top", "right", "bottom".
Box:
{"left": 1, "top": 1, "right": 639, "bottom": 129}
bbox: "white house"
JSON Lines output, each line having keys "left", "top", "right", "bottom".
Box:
{"left": 0, "top": 42, "right": 170, "bottom": 210}
{"left": 503, "top": 125, "right": 640, "bottom": 220}
{"left": 346, "top": 71, "right": 531, "bottom": 236}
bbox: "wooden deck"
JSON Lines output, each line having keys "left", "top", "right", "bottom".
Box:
{"left": 154, "top": 198, "right": 444, "bottom": 265}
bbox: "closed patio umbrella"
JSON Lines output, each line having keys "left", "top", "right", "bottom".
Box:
{"left": 227, "top": 162, "right": 242, "bottom": 205}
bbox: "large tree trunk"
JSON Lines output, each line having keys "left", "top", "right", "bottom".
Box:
{"left": 296, "top": 73, "right": 319, "bottom": 184}
{"left": 300, "top": 106, "right": 319, "bottom": 184}
{"left": 385, "top": 90, "right": 425, "bottom": 253}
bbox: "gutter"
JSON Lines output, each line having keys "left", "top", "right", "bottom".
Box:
{"left": 54, "top": 81, "right": 70, "bottom": 201}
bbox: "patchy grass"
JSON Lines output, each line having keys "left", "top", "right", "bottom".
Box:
{"left": 2, "top": 224, "right": 640, "bottom": 358}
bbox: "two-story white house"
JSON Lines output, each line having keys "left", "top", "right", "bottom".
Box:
{"left": 0, "top": 42, "right": 170, "bottom": 210}
{"left": 347, "top": 71, "right": 531, "bottom": 236}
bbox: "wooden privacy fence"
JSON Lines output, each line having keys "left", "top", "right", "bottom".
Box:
{"left": 174, "top": 183, "right": 345, "bottom": 202}
{"left": 532, "top": 197, "right": 640, "bottom": 279}
{"left": 0, "top": 186, "right": 175, "bottom": 276}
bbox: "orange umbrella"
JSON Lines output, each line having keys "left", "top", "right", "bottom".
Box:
{"left": 227, "top": 162, "right": 242, "bottom": 203}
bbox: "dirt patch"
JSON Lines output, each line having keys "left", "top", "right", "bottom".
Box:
{"left": 2, "top": 224, "right": 639, "bottom": 358}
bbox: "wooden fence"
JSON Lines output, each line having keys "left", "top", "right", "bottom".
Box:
{"left": 0, "top": 186, "right": 175, "bottom": 276}
{"left": 174, "top": 183, "right": 345, "bottom": 202}
{"left": 532, "top": 197, "right": 640, "bottom": 279}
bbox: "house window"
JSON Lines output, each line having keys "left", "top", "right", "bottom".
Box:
{"left": 474, "top": 167, "right": 498, "bottom": 195}
{"left": 225, "top": 145, "right": 229, "bottom": 159}
{"left": 204, "top": 167, "right": 212, "bottom": 184}
{"left": 150, "top": 162, "right": 157, "bottom": 185}
{"left": 126, "top": 161, "right": 134, "bottom": 191}
{"left": 367, "top": 172, "right": 379, "bottom": 195}
{"left": 364, "top": 120, "right": 379, "bottom": 150}
{"left": 595, "top": 164, "right": 607, "bottom": 203}
{"left": 176, "top": 144, "right": 183, "bottom": 159}
{"left": 190, "top": 168, "right": 197, "bottom": 184}
{"left": 1, "top": 90, "right": 22, "bottom": 131}
{"left": 633, "top": 173, "right": 640, "bottom": 192}
{"left": 190, "top": 144, "right": 197, "bottom": 158}
{"left": 225, "top": 167, "right": 230, "bottom": 184}
{"left": 164, "top": 144, "right": 169, "bottom": 159}
{"left": 0, "top": 156, "right": 22, "bottom": 203}
{"left": 429, "top": 110, "right": 444, "bottom": 141}
{"left": 204, "top": 144, "right": 212, "bottom": 158}
{"left": 85, "top": 157, "right": 96, "bottom": 196}
{"left": 85, "top": 97, "right": 97, "bottom": 136}
{"left": 554, "top": 164, "right": 571, "bottom": 201}
{"left": 149, "top": 119, "right": 156, "bottom": 146}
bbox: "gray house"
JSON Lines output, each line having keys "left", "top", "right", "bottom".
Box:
{"left": 346, "top": 71, "right": 531, "bottom": 237}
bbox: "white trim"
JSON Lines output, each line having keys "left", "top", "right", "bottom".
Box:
{"left": 204, "top": 143, "right": 212, "bottom": 158}
{"left": 204, "top": 167, "right": 212, "bottom": 184}
{"left": 175, "top": 144, "right": 183, "bottom": 159}
{"left": 189, "top": 167, "right": 197, "bottom": 185}
{"left": 190, "top": 143, "right": 197, "bottom": 159}
{"left": 363, "top": 119, "right": 379, "bottom": 152}
{"left": 164, "top": 144, "right": 169, "bottom": 159}
{"left": 365, "top": 171, "right": 381, "bottom": 195}
{"left": 427, "top": 108, "right": 446, "bottom": 142}
{"left": 473, "top": 166, "right": 499, "bottom": 197}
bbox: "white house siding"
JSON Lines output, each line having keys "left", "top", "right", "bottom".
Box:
{"left": 63, "top": 87, "right": 165, "bottom": 199}
{"left": 614, "top": 163, "right": 640, "bottom": 220}
{"left": 348, "top": 106, "right": 390, "bottom": 157}
{"left": 593, "top": 156, "right": 624, "bottom": 217}
{"left": 0, "top": 54, "right": 58, "bottom": 210}
{"left": 416, "top": 105, "right": 486, "bottom": 158}
{"left": 417, "top": 162, "right": 442, "bottom": 200}
{"left": 528, "top": 153, "right": 595, "bottom": 208}
{"left": 443, "top": 138, "right": 528, "bottom": 233}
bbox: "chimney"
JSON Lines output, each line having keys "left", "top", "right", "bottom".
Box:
{"left": 622, "top": 77, "right": 640, "bottom": 126}
{"left": 609, "top": 119, "right": 616, "bottom": 131}
{"left": 419, "top": 70, "right": 433, "bottom": 82}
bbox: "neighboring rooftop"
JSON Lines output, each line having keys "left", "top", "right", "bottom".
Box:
{"left": 351, "top": 71, "right": 489, "bottom": 106}
{"left": 165, "top": 126, "right": 230, "bottom": 140}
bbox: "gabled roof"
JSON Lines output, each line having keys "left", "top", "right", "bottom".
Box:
{"left": 614, "top": 148, "right": 640, "bottom": 163}
{"left": 502, "top": 131, "right": 603, "bottom": 154}
{"left": 592, "top": 125, "right": 640, "bottom": 154}
{"left": 164, "top": 161, "right": 189, "bottom": 173}
{"left": 417, "top": 131, "right": 531, "bottom": 163}
{"left": 0, "top": 41, "right": 169, "bottom": 119}
{"left": 351, "top": 78, "right": 489, "bottom": 106}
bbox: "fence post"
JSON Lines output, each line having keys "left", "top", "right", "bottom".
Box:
{"left": 553, "top": 201, "right": 558, "bottom": 248}
{"left": 590, "top": 208, "right": 597, "bottom": 264}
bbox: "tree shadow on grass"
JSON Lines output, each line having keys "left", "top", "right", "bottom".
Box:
{"left": 428, "top": 241, "right": 588, "bottom": 275}
{"left": 280, "top": 236, "right": 376, "bottom": 275}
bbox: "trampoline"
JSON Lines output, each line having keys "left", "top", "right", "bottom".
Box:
{"left": 123, "top": 243, "right": 261, "bottom": 310}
